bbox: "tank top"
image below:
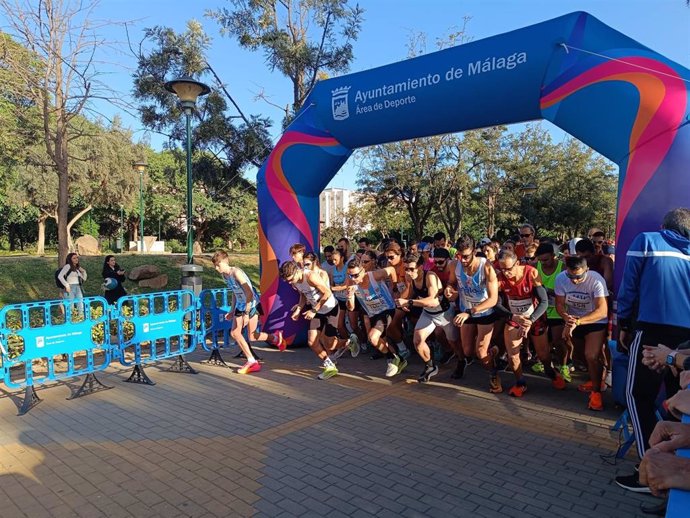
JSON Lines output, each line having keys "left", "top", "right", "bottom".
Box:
{"left": 456, "top": 257, "right": 494, "bottom": 317}
{"left": 537, "top": 260, "right": 563, "bottom": 319}
{"left": 499, "top": 265, "right": 538, "bottom": 319}
{"left": 354, "top": 272, "right": 396, "bottom": 317}
{"left": 224, "top": 268, "right": 259, "bottom": 311}
{"left": 434, "top": 265, "right": 451, "bottom": 288}
{"left": 393, "top": 262, "right": 407, "bottom": 295}
{"left": 331, "top": 264, "right": 348, "bottom": 301}
{"left": 295, "top": 271, "right": 337, "bottom": 314}
{"left": 411, "top": 271, "right": 443, "bottom": 314}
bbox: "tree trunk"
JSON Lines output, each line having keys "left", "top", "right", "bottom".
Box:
{"left": 66, "top": 205, "right": 93, "bottom": 250}
{"left": 37, "top": 214, "right": 48, "bottom": 255}
{"left": 8, "top": 223, "right": 16, "bottom": 251}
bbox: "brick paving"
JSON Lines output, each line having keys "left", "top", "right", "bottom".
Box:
{"left": 0, "top": 343, "right": 659, "bottom": 517}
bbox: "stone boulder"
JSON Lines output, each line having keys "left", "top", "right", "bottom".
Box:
{"left": 128, "top": 264, "right": 161, "bottom": 281}
{"left": 138, "top": 274, "right": 168, "bottom": 290}
{"left": 75, "top": 235, "right": 100, "bottom": 256}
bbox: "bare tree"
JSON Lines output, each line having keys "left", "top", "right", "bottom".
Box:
{"left": 0, "top": 0, "right": 118, "bottom": 263}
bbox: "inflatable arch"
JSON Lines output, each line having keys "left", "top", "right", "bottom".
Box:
{"left": 257, "top": 11, "right": 690, "bottom": 342}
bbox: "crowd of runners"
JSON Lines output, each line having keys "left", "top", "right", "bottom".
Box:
{"left": 212, "top": 224, "right": 618, "bottom": 412}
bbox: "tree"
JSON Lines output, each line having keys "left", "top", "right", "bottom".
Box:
{"left": 208, "top": 0, "right": 364, "bottom": 124}
{"left": 0, "top": 0, "right": 119, "bottom": 264}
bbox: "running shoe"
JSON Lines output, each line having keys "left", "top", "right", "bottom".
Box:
{"left": 418, "top": 364, "right": 439, "bottom": 383}
{"left": 567, "top": 361, "right": 575, "bottom": 372}
{"left": 332, "top": 346, "right": 349, "bottom": 361}
{"left": 531, "top": 361, "right": 544, "bottom": 374}
{"left": 238, "top": 361, "right": 261, "bottom": 374}
{"left": 577, "top": 380, "right": 607, "bottom": 393}
{"left": 588, "top": 391, "right": 604, "bottom": 411}
{"left": 317, "top": 365, "right": 338, "bottom": 380}
{"left": 385, "top": 356, "right": 408, "bottom": 377}
{"left": 559, "top": 364, "right": 572, "bottom": 383}
{"left": 552, "top": 374, "right": 566, "bottom": 390}
{"left": 274, "top": 330, "right": 287, "bottom": 352}
{"left": 348, "top": 333, "right": 360, "bottom": 358}
{"left": 614, "top": 473, "right": 651, "bottom": 494}
{"left": 450, "top": 359, "right": 466, "bottom": 379}
{"left": 439, "top": 351, "right": 456, "bottom": 366}
{"left": 489, "top": 374, "right": 503, "bottom": 394}
{"left": 508, "top": 384, "right": 527, "bottom": 397}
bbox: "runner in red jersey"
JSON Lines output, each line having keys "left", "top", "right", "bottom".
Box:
{"left": 496, "top": 250, "right": 565, "bottom": 396}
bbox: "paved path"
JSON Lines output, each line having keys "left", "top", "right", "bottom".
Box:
{"left": 0, "top": 345, "right": 659, "bottom": 517}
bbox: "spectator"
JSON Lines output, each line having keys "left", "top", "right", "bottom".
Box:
{"left": 615, "top": 208, "right": 690, "bottom": 493}
{"left": 58, "top": 252, "right": 87, "bottom": 302}
{"left": 101, "top": 255, "right": 127, "bottom": 306}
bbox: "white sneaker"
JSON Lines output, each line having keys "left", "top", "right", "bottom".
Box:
{"left": 348, "top": 333, "right": 360, "bottom": 358}
{"left": 385, "top": 359, "right": 399, "bottom": 377}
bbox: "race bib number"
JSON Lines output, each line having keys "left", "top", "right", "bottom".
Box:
{"left": 508, "top": 298, "right": 534, "bottom": 316}
{"left": 565, "top": 292, "right": 592, "bottom": 315}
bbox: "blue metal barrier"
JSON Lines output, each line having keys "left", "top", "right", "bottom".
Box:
{"left": 0, "top": 297, "right": 112, "bottom": 414}
{"left": 199, "top": 288, "right": 233, "bottom": 367}
{"left": 666, "top": 411, "right": 690, "bottom": 517}
{"left": 115, "top": 290, "right": 198, "bottom": 384}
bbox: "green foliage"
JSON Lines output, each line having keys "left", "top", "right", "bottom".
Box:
{"left": 76, "top": 217, "right": 100, "bottom": 238}
{"left": 166, "top": 239, "right": 186, "bottom": 253}
{"left": 208, "top": 0, "right": 364, "bottom": 124}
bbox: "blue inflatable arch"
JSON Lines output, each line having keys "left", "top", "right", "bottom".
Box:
{"left": 256, "top": 11, "right": 690, "bottom": 341}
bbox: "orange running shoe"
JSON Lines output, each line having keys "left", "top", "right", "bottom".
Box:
{"left": 274, "top": 330, "right": 287, "bottom": 352}
{"left": 552, "top": 374, "right": 566, "bottom": 390}
{"left": 508, "top": 384, "right": 527, "bottom": 397}
{"left": 578, "top": 380, "right": 607, "bottom": 393}
{"left": 588, "top": 391, "right": 604, "bottom": 411}
{"left": 238, "top": 361, "right": 261, "bottom": 374}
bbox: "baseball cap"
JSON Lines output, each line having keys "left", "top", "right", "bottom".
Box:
{"left": 478, "top": 237, "right": 492, "bottom": 247}
{"left": 418, "top": 242, "right": 432, "bottom": 252}
{"left": 568, "top": 238, "right": 582, "bottom": 256}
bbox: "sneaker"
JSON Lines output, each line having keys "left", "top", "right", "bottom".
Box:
{"left": 552, "top": 374, "right": 566, "bottom": 390}
{"left": 614, "top": 473, "right": 651, "bottom": 493}
{"left": 588, "top": 391, "right": 604, "bottom": 411}
{"left": 450, "top": 359, "right": 466, "bottom": 379}
{"left": 418, "top": 364, "right": 439, "bottom": 383}
{"left": 348, "top": 333, "right": 360, "bottom": 358}
{"left": 439, "top": 351, "right": 456, "bottom": 366}
{"left": 385, "top": 356, "right": 408, "bottom": 377}
{"left": 508, "top": 384, "right": 527, "bottom": 397}
{"left": 567, "top": 361, "right": 575, "bottom": 373}
{"left": 489, "top": 374, "right": 503, "bottom": 394}
{"left": 531, "top": 361, "right": 545, "bottom": 374}
{"left": 317, "top": 365, "right": 338, "bottom": 380}
{"left": 238, "top": 361, "right": 261, "bottom": 374}
{"left": 559, "top": 364, "right": 572, "bottom": 383}
{"left": 578, "top": 380, "right": 607, "bottom": 393}
{"left": 466, "top": 356, "right": 475, "bottom": 367}
{"left": 274, "top": 330, "right": 286, "bottom": 352}
{"left": 605, "top": 369, "right": 612, "bottom": 388}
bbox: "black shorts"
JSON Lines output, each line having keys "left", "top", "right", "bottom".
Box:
{"left": 337, "top": 299, "right": 347, "bottom": 311}
{"left": 573, "top": 322, "right": 607, "bottom": 339}
{"left": 305, "top": 304, "right": 340, "bottom": 338}
{"left": 547, "top": 318, "right": 565, "bottom": 327}
{"left": 467, "top": 311, "right": 500, "bottom": 326}
{"left": 234, "top": 303, "right": 264, "bottom": 317}
{"left": 370, "top": 309, "right": 394, "bottom": 330}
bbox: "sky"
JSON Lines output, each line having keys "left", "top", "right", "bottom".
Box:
{"left": 36, "top": 0, "right": 690, "bottom": 189}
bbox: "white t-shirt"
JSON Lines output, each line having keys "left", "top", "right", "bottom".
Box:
{"left": 554, "top": 270, "right": 609, "bottom": 324}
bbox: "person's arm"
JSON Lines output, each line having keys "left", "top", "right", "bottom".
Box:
{"left": 444, "top": 261, "right": 458, "bottom": 302}
{"left": 80, "top": 267, "right": 87, "bottom": 282}
{"left": 529, "top": 284, "right": 549, "bottom": 322}
{"left": 345, "top": 280, "right": 357, "bottom": 312}
{"left": 306, "top": 271, "right": 332, "bottom": 314}
{"left": 639, "top": 449, "right": 690, "bottom": 496}
{"left": 235, "top": 270, "right": 255, "bottom": 313}
{"left": 649, "top": 421, "right": 690, "bottom": 453}
{"left": 57, "top": 265, "right": 70, "bottom": 290}
{"left": 572, "top": 296, "right": 608, "bottom": 326}
{"left": 406, "top": 272, "right": 442, "bottom": 309}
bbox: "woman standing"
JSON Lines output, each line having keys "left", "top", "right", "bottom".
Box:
{"left": 57, "top": 253, "right": 87, "bottom": 315}
{"left": 102, "top": 255, "right": 127, "bottom": 305}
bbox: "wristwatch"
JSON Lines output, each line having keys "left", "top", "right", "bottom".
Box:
{"left": 666, "top": 351, "right": 678, "bottom": 367}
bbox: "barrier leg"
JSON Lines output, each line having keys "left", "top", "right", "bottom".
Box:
{"left": 18, "top": 386, "right": 41, "bottom": 416}
{"left": 234, "top": 344, "right": 262, "bottom": 361}
{"left": 167, "top": 355, "right": 198, "bottom": 374}
{"left": 67, "top": 373, "right": 114, "bottom": 400}
{"left": 202, "top": 348, "right": 229, "bottom": 368}
{"left": 124, "top": 364, "right": 156, "bottom": 385}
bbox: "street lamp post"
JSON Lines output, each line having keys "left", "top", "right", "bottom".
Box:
{"left": 119, "top": 205, "right": 124, "bottom": 251}
{"left": 164, "top": 76, "right": 211, "bottom": 264}
{"left": 133, "top": 161, "right": 148, "bottom": 253}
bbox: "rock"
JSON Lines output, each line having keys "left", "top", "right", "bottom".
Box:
{"left": 193, "top": 241, "right": 203, "bottom": 255}
{"left": 128, "top": 265, "right": 161, "bottom": 281}
{"left": 75, "top": 235, "right": 99, "bottom": 256}
{"left": 138, "top": 274, "right": 168, "bottom": 290}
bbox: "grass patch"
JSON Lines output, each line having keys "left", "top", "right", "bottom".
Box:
{"left": 0, "top": 253, "right": 260, "bottom": 308}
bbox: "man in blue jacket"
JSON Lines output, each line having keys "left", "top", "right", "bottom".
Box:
{"left": 615, "top": 208, "right": 690, "bottom": 493}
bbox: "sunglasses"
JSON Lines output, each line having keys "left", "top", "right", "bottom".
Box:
{"left": 593, "top": 240, "right": 604, "bottom": 245}
{"left": 460, "top": 253, "right": 473, "bottom": 260}
{"left": 434, "top": 260, "right": 447, "bottom": 266}
{"left": 303, "top": 262, "right": 312, "bottom": 267}
{"left": 386, "top": 255, "right": 397, "bottom": 260}
{"left": 566, "top": 271, "right": 587, "bottom": 280}
{"left": 348, "top": 271, "right": 362, "bottom": 279}
{"left": 520, "top": 233, "right": 533, "bottom": 238}
{"left": 499, "top": 263, "right": 517, "bottom": 272}
{"left": 404, "top": 267, "right": 417, "bottom": 272}
{"left": 361, "top": 259, "right": 371, "bottom": 264}
{"left": 523, "top": 256, "right": 535, "bottom": 261}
